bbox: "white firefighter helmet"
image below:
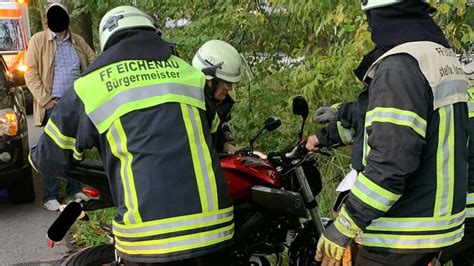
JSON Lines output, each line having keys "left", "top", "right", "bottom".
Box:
{"left": 361, "top": 0, "right": 430, "bottom": 11}
{"left": 99, "top": 6, "right": 157, "bottom": 52}
{"left": 192, "top": 40, "right": 243, "bottom": 83}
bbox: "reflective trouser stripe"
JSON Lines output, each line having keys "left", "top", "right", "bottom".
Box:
{"left": 44, "top": 121, "right": 83, "bottom": 160}
{"left": 435, "top": 106, "right": 455, "bottom": 217}
{"left": 115, "top": 223, "right": 234, "bottom": 255}
{"left": 337, "top": 121, "right": 353, "bottom": 144}
{"left": 113, "top": 206, "right": 233, "bottom": 237}
{"left": 359, "top": 226, "right": 464, "bottom": 249}
{"left": 365, "top": 107, "right": 427, "bottom": 138}
{"left": 351, "top": 173, "right": 401, "bottom": 212}
{"left": 181, "top": 104, "right": 218, "bottom": 212}
{"left": 366, "top": 211, "right": 465, "bottom": 232}
{"left": 106, "top": 120, "right": 142, "bottom": 224}
{"left": 210, "top": 114, "right": 220, "bottom": 134}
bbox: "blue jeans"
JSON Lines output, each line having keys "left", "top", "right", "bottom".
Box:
{"left": 42, "top": 106, "right": 82, "bottom": 202}
{"left": 43, "top": 176, "right": 82, "bottom": 202}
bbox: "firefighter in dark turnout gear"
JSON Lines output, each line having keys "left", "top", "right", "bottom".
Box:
{"left": 192, "top": 40, "right": 243, "bottom": 154}
{"left": 439, "top": 46, "right": 474, "bottom": 266}
{"left": 29, "top": 6, "right": 233, "bottom": 264}
{"left": 306, "top": 1, "right": 469, "bottom": 265}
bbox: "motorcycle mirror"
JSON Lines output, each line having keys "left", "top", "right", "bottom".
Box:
{"left": 292, "top": 96, "right": 309, "bottom": 119}
{"left": 263, "top": 116, "right": 281, "bottom": 132}
{"left": 249, "top": 116, "right": 281, "bottom": 154}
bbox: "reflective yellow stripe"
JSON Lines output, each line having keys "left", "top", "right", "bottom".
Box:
{"left": 362, "top": 128, "right": 368, "bottom": 167}
{"left": 210, "top": 114, "right": 220, "bottom": 134}
{"left": 468, "top": 193, "right": 474, "bottom": 205}
{"left": 351, "top": 173, "right": 401, "bottom": 212}
{"left": 44, "top": 121, "right": 83, "bottom": 160}
{"left": 334, "top": 206, "right": 361, "bottom": 238}
{"left": 181, "top": 104, "right": 218, "bottom": 211}
{"left": 435, "top": 106, "right": 454, "bottom": 217}
{"left": 113, "top": 206, "right": 233, "bottom": 237}
{"left": 337, "top": 121, "right": 353, "bottom": 145}
{"left": 447, "top": 105, "right": 455, "bottom": 215}
{"left": 468, "top": 86, "right": 474, "bottom": 118}
{"left": 367, "top": 211, "right": 465, "bottom": 232}
{"left": 28, "top": 153, "right": 39, "bottom": 173}
{"left": 365, "top": 107, "right": 427, "bottom": 137}
{"left": 106, "top": 120, "right": 142, "bottom": 224}
{"left": 359, "top": 226, "right": 464, "bottom": 249}
{"left": 115, "top": 223, "right": 234, "bottom": 255}
{"left": 467, "top": 207, "right": 474, "bottom": 218}
{"left": 467, "top": 193, "right": 474, "bottom": 218}
{"left": 191, "top": 107, "right": 219, "bottom": 210}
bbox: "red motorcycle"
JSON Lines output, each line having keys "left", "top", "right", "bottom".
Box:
{"left": 51, "top": 96, "right": 327, "bottom": 266}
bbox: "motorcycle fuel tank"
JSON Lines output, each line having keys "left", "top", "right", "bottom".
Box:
{"left": 220, "top": 155, "right": 280, "bottom": 202}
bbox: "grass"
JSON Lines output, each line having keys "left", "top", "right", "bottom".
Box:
{"left": 72, "top": 208, "right": 116, "bottom": 247}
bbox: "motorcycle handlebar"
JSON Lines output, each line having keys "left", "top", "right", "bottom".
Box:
{"left": 267, "top": 143, "right": 309, "bottom": 165}
{"left": 284, "top": 143, "right": 309, "bottom": 159}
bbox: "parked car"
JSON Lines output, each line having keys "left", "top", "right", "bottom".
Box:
{"left": 0, "top": 54, "right": 34, "bottom": 203}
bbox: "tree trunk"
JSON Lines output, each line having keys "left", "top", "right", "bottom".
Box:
{"left": 63, "top": 0, "right": 95, "bottom": 50}
{"left": 29, "top": 0, "right": 47, "bottom": 34}
{"left": 70, "top": 12, "right": 94, "bottom": 48}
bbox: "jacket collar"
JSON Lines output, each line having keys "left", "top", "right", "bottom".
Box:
{"left": 47, "top": 29, "right": 76, "bottom": 44}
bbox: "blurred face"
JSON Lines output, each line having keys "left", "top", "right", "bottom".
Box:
{"left": 47, "top": 5, "right": 70, "bottom": 33}
{"left": 212, "top": 80, "right": 234, "bottom": 101}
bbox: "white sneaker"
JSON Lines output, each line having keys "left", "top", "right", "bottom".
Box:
{"left": 43, "top": 199, "right": 60, "bottom": 211}
{"left": 74, "top": 192, "right": 90, "bottom": 203}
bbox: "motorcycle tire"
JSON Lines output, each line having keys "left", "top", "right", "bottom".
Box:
{"left": 9, "top": 168, "right": 35, "bottom": 204}
{"left": 61, "top": 243, "right": 115, "bottom": 266}
{"left": 288, "top": 228, "right": 319, "bottom": 266}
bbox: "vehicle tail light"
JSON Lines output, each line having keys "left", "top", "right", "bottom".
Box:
{"left": 83, "top": 186, "right": 100, "bottom": 199}
{"left": 0, "top": 109, "right": 18, "bottom": 136}
{"left": 16, "top": 64, "right": 27, "bottom": 72}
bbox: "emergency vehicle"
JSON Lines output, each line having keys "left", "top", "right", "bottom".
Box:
{"left": 0, "top": 0, "right": 29, "bottom": 74}
{"left": 0, "top": 0, "right": 34, "bottom": 204}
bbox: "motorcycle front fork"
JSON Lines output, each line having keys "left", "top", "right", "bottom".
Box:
{"left": 294, "top": 166, "right": 325, "bottom": 236}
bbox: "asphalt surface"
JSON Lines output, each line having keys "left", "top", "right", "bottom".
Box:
{"left": 0, "top": 115, "right": 73, "bottom": 265}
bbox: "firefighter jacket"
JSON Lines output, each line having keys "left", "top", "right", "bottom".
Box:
{"left": 204, "top": 84, "right": 236, "bottom": 153}
{"left": 323, "top": 41, "right": 469, "bottom": 253}
{"left": 29, "top": 32, "right": 234, "bottom": 263}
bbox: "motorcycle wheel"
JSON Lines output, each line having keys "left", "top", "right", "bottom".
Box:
{"left": 61, "top": 243, "right": 115, "bottom": 266}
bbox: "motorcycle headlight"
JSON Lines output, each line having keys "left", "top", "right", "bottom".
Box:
{"left": 0, "top": 109, "right": 18, "bottom": 136}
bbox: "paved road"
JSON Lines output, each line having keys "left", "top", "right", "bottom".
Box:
{"left": 0, "top": 115, "right": 73, "bottom": 265}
